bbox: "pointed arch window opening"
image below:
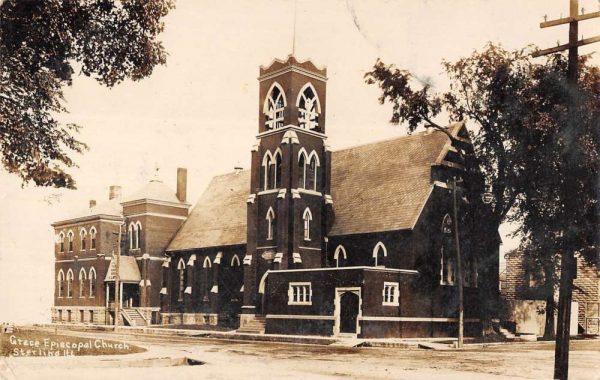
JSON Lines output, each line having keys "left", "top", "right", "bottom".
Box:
{"left": 79, "top": 268, "right": 87, "bottom": 298}
{"left": 57, "top": 270, "right": 65, "bottom": 298}
{"left": 89, "top": 267, "right": 96, "bottom": 297}
{"left": 90, "top": 227, "right": 97, "bottom": 250}
{"left": 440, "top": 214, "right": 456, "bottom": 286}
{"left": 303, "top": 207, "right": 312, "bottom": 241}
{"left": 67, "top": 231, "right": 74, "bottom": 252}
{"left": 66, "top": 269, "right": 73, "bottom": 298}
{"left": 177, "top": 259, "right": 186, "bottom": 302}
{"left": 58, "top": 232, "right": 65, "bottom": 253}
{"left": 373, "top": 242, "right": 387, "bottom": 267}
{"left": 265, "top": 85, "right": 286, "bottom": 130}
{"left": 266, "top": 207, "right": 275, "bottom": 241}
{"left": 79, "top": 229, "right": 87, "bottom": 251}
{"left": 334, "top": 245, "right": 347, "bottom": 268}
{"left": 298, "top": 86, "right": 319, "bottom": 130}
{"left": 298, "top": 150, "right": 319, "bottom": 191}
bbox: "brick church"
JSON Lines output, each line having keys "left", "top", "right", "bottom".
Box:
{"left": 52, "top": 55, "right": 500, "bottom": 338}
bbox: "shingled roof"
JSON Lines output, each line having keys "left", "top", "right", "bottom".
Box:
{"left": 166, "top": 123, "right": 463, "bottom": 251}
{"left": 328, "top": 124, "right": 461, "bottom": 236}
{"left": 167, "top": 170, "right": 250, "bottom": 252}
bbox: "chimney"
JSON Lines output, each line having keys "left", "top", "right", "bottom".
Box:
{"left": 109, "top": 185, "right": 122, "bottom": 200}
{"left": 89, "top": 200, "right": 97, "bottom": 209}
{"left": 176, "top": 168, "right": 187, "bottom": 203}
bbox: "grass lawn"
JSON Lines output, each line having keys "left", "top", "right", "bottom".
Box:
{"left": 0, "top": 327, "right": 145, "bottom": 357}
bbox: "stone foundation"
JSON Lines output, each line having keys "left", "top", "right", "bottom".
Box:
{"left": 51, "top": 307, "right": 108, "bottom": 325}
{"left": 161, "top": 312, "right": 218, "bottom": 326}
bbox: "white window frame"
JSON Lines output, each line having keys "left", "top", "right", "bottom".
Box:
{"left": 382, "top": 282, "right": 399, "bottom": 306}
{"left": 266, "top": 207, "right": 275, "bottom": 240}
{"left": 79, "top": 228, "right": 87, "bottom": 251}
{"left": 333, "top": 245, "right": 347, "bottom": 268}
{"left": 88, "top": 267, "right": 96, "bottom": 298}
{"left": 58, "top": 231, "right": 65, "bottom": 253}
{"left": 67, "top": 230, "right": 74, "bottom": 252}
{"left": 89, "top": 227, "right": 97, "bottom": 250}
{"left": 57, "top": 269, "right": 65, "bottom": 298}
{"left": 263, "top": 82, "right": 286, "bottom": 130}
{"left": 302, "top": 207, "right": 312, "bottom": 241}
{"left": 135, "top": 221, "right": 142, "bottom": 249}
{"left": 372, "top": 241, "right": 387, "bottom": 267}
{"left": 296, "top": 83, "right": 321, "bottom": 130}
{"left": 288, "top": 282, "right": 312, "bottom": 305}
{"left": 66, "top": 269, "right": 73, "bottom": 298}
{"left": 78, "top": 268, "right": 87, "bottom": 298}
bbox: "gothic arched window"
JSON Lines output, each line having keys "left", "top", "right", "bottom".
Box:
{"left": 66, "top": 269, "right": 74, "bottom": 298}
{"left": 90, "top": 227, "right": 97, "bottom": 250}
{"left": 67, "top": 230, "right": 74, "bottom": 252}
{"left": 440, "top": 214, "right": 454, "bottom": 285}
{"left": 79, "top": 268, "right": 87, "bottom": 298}
{"left": 264, "top": 83, "right": 286, "bottom": 130}
{"left": 262, "top": 151, "right": 274, "bottom": 190}
{"left": 373, "top": 242, "right": 387, "bottom": 267}
{"left": 298, "top": 149, "right": 319, "bottom": 191}
{"left": 303, "top": 208, "right": 312, "bottom": 241}
{"left": 57, "top": 269, "right": 65, "bottom": 297}
{"left": 89, "top": 267, "right": 96, "bottom": 297}
{"left": 177, "top": 258, "right": 186, "bottom": 302}
{"left": 266, "top": 207, "right": 275, "bottom": 240}
{"left": 79, "top": 228, "right": 87, "bottom": 251}
{"left": 58, "top": 232, "right": 65, "bottom": 253}
{"left": 274, "top": 150, "right": 282, "bottom": 188}
{"left": 297, "top": 83, "right": 320, "bottom": 130}
{"left": 135, "top": 222, "right": 142, "bottom": 249}
{"left": 334, "top": 245, "right": 347, "bottom": 268}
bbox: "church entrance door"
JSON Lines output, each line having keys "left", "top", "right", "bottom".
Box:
{"left": 333, "top": 287, "right": 362, "bottom": 336}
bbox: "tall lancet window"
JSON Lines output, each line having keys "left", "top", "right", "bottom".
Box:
{"left": 297, "top": 84, "right": 319, "bottom": 130}
{"left": 303, "top": 207, "right": 312, "bottom": 241}
{"left": 266, "top": 207, "right": 275, "bottom": 240}
{"left": 274, "top": 151, "right": 282, "bottom": 188}
{"left": 264, "top": 84, "right": 285, "bottom": 130}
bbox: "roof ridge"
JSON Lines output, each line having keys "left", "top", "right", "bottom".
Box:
{"left": 332, "top": 124, "right": 458, "bottom": 154}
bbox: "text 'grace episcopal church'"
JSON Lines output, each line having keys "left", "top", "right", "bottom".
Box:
{"left": 52, "top": 55, "right": 500, "bottom": 338}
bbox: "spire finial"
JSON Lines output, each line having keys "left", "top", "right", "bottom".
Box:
{"left": 292, "top": 0, "right": 297, "bottom": 56}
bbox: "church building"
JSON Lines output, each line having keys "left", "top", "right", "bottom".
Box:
{"left": 52, "top": 55, "right": 499, "bottom": 338}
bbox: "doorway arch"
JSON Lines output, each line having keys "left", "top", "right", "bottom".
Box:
{"left": 333, "top": 287, "right": 362, "bottom": 336}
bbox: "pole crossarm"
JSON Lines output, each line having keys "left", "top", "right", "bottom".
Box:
{"left": 532, "top": 35, "right": 600, "bottom": 57}
{"left": 540, "top": 11, "right": 600, "bottom": 28}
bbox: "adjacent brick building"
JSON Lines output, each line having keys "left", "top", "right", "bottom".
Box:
{"left": 53, "top": 55, "right": 500, "bottom": 338}
{"left": 502, "top": 250, "right": 600, "bottom": 335}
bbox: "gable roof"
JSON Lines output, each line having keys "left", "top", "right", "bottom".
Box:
{"left": 166, "top": 123, "right": 464, "bottom": 251}
{"left": 167, "top": 170, "right": 250, "bottom": 252}
{"left": 328, "top": 124, "right": 462, "bottom": 236}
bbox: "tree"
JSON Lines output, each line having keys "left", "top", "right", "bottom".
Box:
{"left": 0, "top": 0, "right": 175, "bottom": 188}
{"left": 364, "top": 43, "right": 599, "bottom": 336}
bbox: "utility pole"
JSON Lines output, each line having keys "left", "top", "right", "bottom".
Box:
{"left": 113, "top": 223, "right": 123, "bottom": 331}
{"left": 532, "top": 1, "right": 599, "bottom": 379}
{"left": 452, "top": 176, "right": 464, "bottom": 348}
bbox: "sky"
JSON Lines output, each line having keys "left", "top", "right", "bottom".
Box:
{"left": 0, "top": 0, "right": 599, "bottom": 324}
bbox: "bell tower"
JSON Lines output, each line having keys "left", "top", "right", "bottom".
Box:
{"left": 242, "top": 55, "right": 333, "bottom": 318}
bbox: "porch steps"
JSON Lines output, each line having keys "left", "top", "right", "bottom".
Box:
{"left": 497, "top": 327, "right": 517, "bottom": 340}
{"left": 236, "top": 316, "right": 266, "bottom": 334}
{"left": 121, "top": 309, "right": 148, "bottom": 327}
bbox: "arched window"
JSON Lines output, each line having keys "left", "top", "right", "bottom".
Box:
{"left": 303, "top": 208, "right": 312, "bottom": 241}
{"left": 57, "top": 270, "right": 65, "bottom": 297}
{"left": 266, "top": 207, "right": 275, "bottom": 240}
{"left": 79, "top": 268, "right": 87, "bottom": 297}
{"left": 128, "top": 223, "right": 134, "bottom": 249}
{"left": 298, "top": 149, "right": 307, "bottom": 188}
{"left": 306, "top": 152, "right": 319, "bottom": 191}
{"left": 231, "top": 254, "right": 241, "bottom": 267}
{"left": 67, "top": 231, "right": 74, "bottom": 252}
{"left": 89, "top": 267, "right": 96, "bottom": 297}
{"left": 58, "top": 232, "right": 65, "bottom": 253}
{"left": 262, "top": 151, "right": 274, "bottom": 190}
{"left": 297, "top": 83, "right": 320, "bottom": 130}
{"left": 202, "top": 256, "right": 212, "bottom": 302}
{"left": 135, "top": 222, "right": 142, "bottom": 250}
{"left": 298, "top": 149, "right": 319, "bottom": 191}
{"left": 440, "top": 214, "right": 454, "bottom": 285}
{"left": 373, "top": 242, "right": 387, "bottom": 267}
{"left": 274, "top": 150, "right": 282, "bottom": 189}
{"left": 79, "top": 228, "right": 87, "bottom": 251}
{"left": 334, "top": 245, "right": 347, "bottom": 268}
{"left": 177, "top": 258, "right": 186, "bottom": 302}
{"left": 66, "top": 269, "right": 73, "bottom": 298}
{"left": 264, "top": 82, "right": 286, "bottom": 130}
{"left": 89, "top": 227, "right": 97, "bottom": 250}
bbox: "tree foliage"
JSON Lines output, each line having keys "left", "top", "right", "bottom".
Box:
{"left": 0, "top": 0, "right": 175, "bottom": 188}
{"left": 365, "top": 43, "right": 599, "bottom": 266}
